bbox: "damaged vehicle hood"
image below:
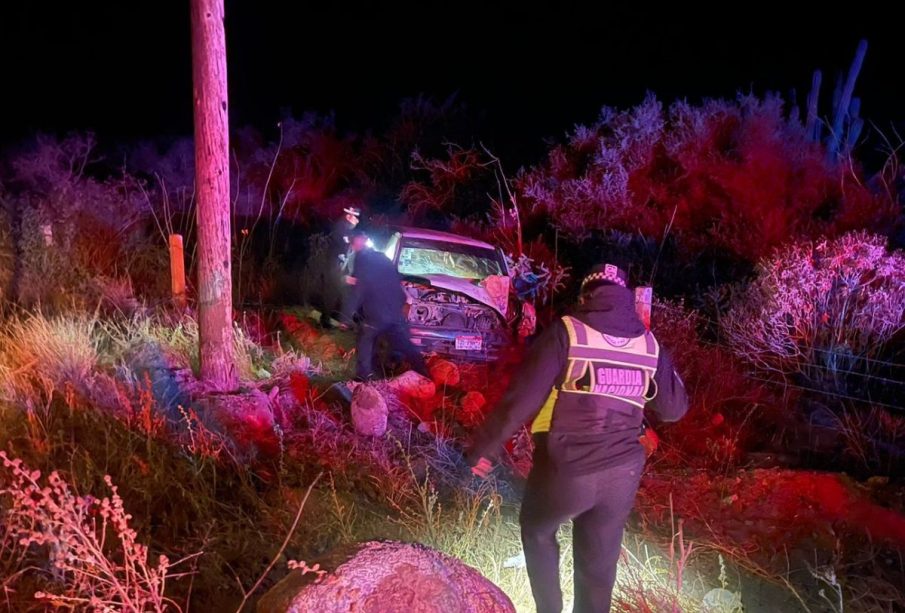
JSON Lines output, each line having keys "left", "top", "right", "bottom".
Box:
{"left": 404, "top": 274, "right": 510, "bottom": 317}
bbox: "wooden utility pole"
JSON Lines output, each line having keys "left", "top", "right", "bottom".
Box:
{"left": 191, "top": 0, "right": 237, "bottom": 391}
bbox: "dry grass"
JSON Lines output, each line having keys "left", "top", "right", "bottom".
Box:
{"left": 0, "top": 311, "right": 100, "bottom": 405}
{"left": 0, "top": 311, "right": 272, "bottom": 402}
{"left": 0, "top": 451, "right": 194, "bottom": 612}
{"left": 1, "top": 309, "right": 902, "bottom": 612}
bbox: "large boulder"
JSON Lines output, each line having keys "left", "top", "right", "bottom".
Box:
{"left": 258, "top": 541, "right": 514, "bottom": 613}
{"left": 195, "top": 389, "right": 280, "bottom": 460}
{"left": 350, "top": 384, "right": 388, "bottom": 437}
{"left": 385, "top": 370, "right": 436, "bottom": 400}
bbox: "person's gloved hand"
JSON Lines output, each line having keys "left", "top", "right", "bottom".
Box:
{"left": 470, "top": 457, "right": 493, "bottom": 479}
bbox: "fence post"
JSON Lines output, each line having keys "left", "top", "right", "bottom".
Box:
{"left": 169, "top": 233, "right": 187, "bottom": 309}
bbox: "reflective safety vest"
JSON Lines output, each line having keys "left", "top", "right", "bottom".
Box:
{"left": 532, "top": 316, "right": 660, "bottom": 434}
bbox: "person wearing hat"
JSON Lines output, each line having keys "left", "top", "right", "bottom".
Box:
{"left": 333, "top": 206, "right": 361, "bottom": 255}
{"left": 466, "top": 262, "right": 688, "bottom": 613}
{"left": 320, "top": 207, "right": 361, "bottom": 328}
{"left": 339, "top": 228, "right": 429, "bottom": 381}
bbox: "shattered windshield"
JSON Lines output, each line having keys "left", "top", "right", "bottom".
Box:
{"left": 397, "top": 238, "right": 505, "bottom": 280}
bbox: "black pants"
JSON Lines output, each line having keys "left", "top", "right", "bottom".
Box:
{"left": 320, "top": 264, "right": 345, "bottom": 326}
{"left": 520, "top": 441, "right": 645, "bottom": 613}
{"left": 356, "top": 321, "right": 427, "bottom": 380}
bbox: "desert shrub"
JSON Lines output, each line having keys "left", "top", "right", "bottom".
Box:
{"left": 719, "top": 233, "right": 905, "bottom": 474}
{"left": 0, "top": 452, "right": 185, "bottom": 612}
{"left": 1, "top": 135, "right": 167, "bottom": 309}
{"left": 721, "top": 232, "right": 905, "bottom": 385}
{"left": 517, "top": 94, "right": 898, "bottom": 266}
{"left": 400, "top": 145, "right": 486, "bottom": 219}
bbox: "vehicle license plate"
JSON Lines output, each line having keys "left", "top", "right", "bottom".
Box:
{"left": 455, "top": 335, "right": 483, "bottom": 351}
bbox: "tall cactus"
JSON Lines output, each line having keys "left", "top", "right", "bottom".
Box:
{"left": 805, "top": 70, "right": 822, "bottom": 141}
{"left": 847, "top": 97, "right": 864, "bottom": 151}
{"left": 802, "top": 40, "right": 868, "bottom": 161}
{"left": 827, "top": 39, "right": 868, "bottom": 162}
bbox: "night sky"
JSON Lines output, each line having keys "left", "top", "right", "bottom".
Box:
{"left": 1, "top": 3, "right": 900, "bottom": 166}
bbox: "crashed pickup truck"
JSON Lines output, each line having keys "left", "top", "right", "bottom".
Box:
{"left": 382, "top": 227, "right": 536, "bottom": 359}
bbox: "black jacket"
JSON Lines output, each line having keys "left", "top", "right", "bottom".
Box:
{"left": 330, "top": 219, "right": 355, "bottom": 258}
{"left": 467, "top": 284, "right": 688, "bottom": 470}
{"left": 341, "top": 248, "right": 408, "bottom": 327}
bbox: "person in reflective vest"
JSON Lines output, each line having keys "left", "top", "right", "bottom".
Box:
{"left": 467, "top": 262, "right": 688, "bottom": 613}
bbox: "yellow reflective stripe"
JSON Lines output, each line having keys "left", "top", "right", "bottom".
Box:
{"left": 568, "top": 334, "right": 660, "bottom": 358}
{"left": 562, "top": 316, "right": 579, "bottom": 346}
{"left": 644, "top": 374, "right": 659, "bottom": 401}
{"left": 647, "top": 333, "right": 660, "bottom": 357}
{"left": 642, "top": 369, "right": 653, "bottom": 400}
{"left": 584, "top": 357, "right": 659, "bottom": 371}
{"left": 563, "top": 358, "right": 592, "bottom": 391}
{"left": 531, "top": 388, "right": 559, "bottom": 433}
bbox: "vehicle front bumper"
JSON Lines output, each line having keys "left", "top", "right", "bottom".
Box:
{"left": 408, "top": 326, "right": 510, "bottom": 361}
